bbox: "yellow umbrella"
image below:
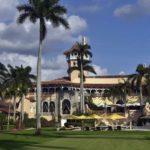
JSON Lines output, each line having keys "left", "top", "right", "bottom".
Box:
{"left": 106, "top": 113, "right": 127, "bottom": 120}
{"left": 89, "top": 114, "right": 103, "bottom": 120}
{"left": 105, "top": 98, "right": 113, "bottom": 105}
{"left": 64, "top": 115, "right": 79, "bottom": 120}
{"left": 77, "top": 115, "right": 93, "bottom": 120}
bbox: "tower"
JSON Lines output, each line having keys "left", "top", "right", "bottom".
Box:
{"left": 64, "top": 37, "right": 91, "bottom": 82}
{"left": 64, "top": 42, "right": 80, "bottom": 82}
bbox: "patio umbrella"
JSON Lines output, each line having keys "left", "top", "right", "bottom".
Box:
{"left": 106, "top": 113, "right": 127, "bottom": 120}
{"left": 64, "top": 115, "right": 79, "bottom": 120}
{"left": 89, "top": 114, "right": 103, "bottom": 120}
{"left": 77, "top": 115, "right": 93, "bottom": 120}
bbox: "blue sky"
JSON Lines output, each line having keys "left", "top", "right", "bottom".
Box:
{"left": 0, "top": 0, "right": 150, "bottom": 80}
{"left": 61, "top": 0, "right": 150, "bottom": 75}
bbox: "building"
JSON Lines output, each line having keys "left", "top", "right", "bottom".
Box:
{"left": 24, "top": 42, "right": 149, "bottom": 125}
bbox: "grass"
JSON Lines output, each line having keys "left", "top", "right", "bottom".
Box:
{"left": 0, "top": 128, "right": 150, "bottom": 150}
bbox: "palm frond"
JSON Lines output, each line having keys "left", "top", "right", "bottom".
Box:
{"left": 17, "top": 13, "right": 30, "bottom": 24}
{"left": 83, "top": 60, "right": 92, "bottom": 66}
{"left": 83, "top": 65, "right": 96, "bottom": 75}
{"left": 17, "top": 4, "right": 33, "bottom": 12}
{"left": 67, "top": 66, "right": 79, "bottom": 74}
{"left": 51, "top": 5, "right": 67, "bottom": 15}
{"left": 48, "top": 14, "right": 69, "bottom": 29}
{"left": 84, "top": 50, "right": 92, "bottom": 58}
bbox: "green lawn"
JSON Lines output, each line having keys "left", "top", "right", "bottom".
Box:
{"left": 0, "top": 128, "right": 150, "bottom": 150}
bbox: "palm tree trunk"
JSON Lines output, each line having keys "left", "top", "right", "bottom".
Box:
{"left": 105, "top": 100, "right": 107, "bottom": 116}
{"left": 7, "top": 98, "right": 11, "bottom": 130}
{"left": 19, "top": 94, "right": 25, "bottom": 128}
{"left": 124, "top": 87, "right": 127, "bottom": 116}
{"left": 35, "top": 21, "right": 42, "bottom": 135}
{"left": 139, "top": 85, "right": 143, "bottom": 114}
{"left": 80, "top": 58, "right": 84, "bottom": 114}
{"left": 13, "top": 95, "right": 16, "bottom": 122}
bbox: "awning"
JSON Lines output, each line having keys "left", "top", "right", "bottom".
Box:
{"left": 92, "top": 97, "right": 113, "bottom": 107}
{"left": 126, "top": 96, "right": 141, "bottom": 106}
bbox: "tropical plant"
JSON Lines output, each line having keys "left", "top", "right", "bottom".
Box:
{"left": 118, "top": 79, "right": 132, "bottom": 115}
{"left": 15, "top": 65, "right": 36, "bottom": 128}
{"left": 17, "top": 0, "right": 69, "bottom": 135}
{"left": 128, "top": 64, "right": 149, "bottom": 112}
{"left": 0, "top": 63, "right": 35, "bottom": 130}
{"left": 67, "top": 42, "right": 96, "bottom": 113}
{"left": 0, "top": 63, "right": 18, "bottom": 129}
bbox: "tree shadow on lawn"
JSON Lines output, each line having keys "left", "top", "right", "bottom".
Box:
{"left": 1, "top": 131, "right": 150, "bottom": 142}
{"left": 61, "top": 135, "right": 150, "bottom": 141}
{"left": 1, "top": 131, "right": 65, "bottom": 139}
{"left": 0, "top": 140, "right": 75, "bottom": 150}
{"left": 55, "top": 132, "right": 150, "bottom": 141}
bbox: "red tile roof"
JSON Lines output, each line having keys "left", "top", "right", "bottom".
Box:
{"left": 31, "top": 74, "right": 129, "bottom": 89}
{"left": 64, "top": 42, "right": 80, "bottom": 56}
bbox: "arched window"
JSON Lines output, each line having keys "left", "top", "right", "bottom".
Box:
{"left": 62, "top": 99, "right": 71, "bottom": 114}
{"left": 43, "top": 101, "right": 48, "bottom": 112}
{"left": 42, "top": 87, "right": 48, "bottom": 93}
{"left": 49, "top": 102, "right": 55, "bottom": 113}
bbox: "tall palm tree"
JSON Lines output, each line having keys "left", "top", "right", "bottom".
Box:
{"left": 67, "top": 42, "right": 96, "bottom": 113}
{"left": 17, "top": 0, "right": 69, "bottom": 135}
{"left": 129, "top": 64, "right": 149, "bottom": 113}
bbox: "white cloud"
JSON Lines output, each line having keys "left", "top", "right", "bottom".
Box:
{"left": 0, "top": 52, "right": 68, "bottom": 80}
{"left": 119, "top": 71, "right": 126, "bottom": 75}
{"left": 89, "top": 64, "right": 108, "bottom": 76}
{"left": 114, "top": 0, "right": 150, "bottom": 18}
{"left": 0, "top": 15, "right": 87, "bottom": 54}
{"left": 0, "top": 0, "right": 88, "bottom": 81}
{"left": 42, "top": 55, "right": 67, "bottom": 70}
{"left": 0, "top": 0, "right": 19, "bottom": 22}
{"left": 0, "top": 52, "right": 37, "bottom": 72}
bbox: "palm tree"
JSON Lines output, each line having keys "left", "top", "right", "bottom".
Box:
{"left": 129, "top": 64, "right": 149, "bottom": 113}
{"left": 0, "top": 63, "right": 7, "bottom": 101}
{"left": 15, "top": 65, "right": 36, "bottom": 128}
{"left": 67, "top": 42, "right": 96, "bottom": 113}
{"left": 6, "top": 65, "right": 20, "bottom": 122}
{"left": 17, "top": 0, "right": 69, "bottom": 135}
{"left": 118, "top": 79, "right": 131, "bottom": 115}
{"left": 0, "top": 63, "right": 18, "bottom": 129}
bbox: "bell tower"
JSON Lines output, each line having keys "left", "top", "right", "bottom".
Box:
{"left": 64, "top": 37, "right": 90, "bottom": 82}
{"left": 64, "top": 42, "right": 80, "bottom": 82}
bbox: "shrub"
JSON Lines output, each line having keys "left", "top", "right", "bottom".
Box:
{"left": 41, "top": 118, "right": 56, "bottom": 127}
{"left": 24, "top": 118, "right": 36, "bottom": 128}
{"left": 0, "top": 113, "right": 7, "bottom": 130}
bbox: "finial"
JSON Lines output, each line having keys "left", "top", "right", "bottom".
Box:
{"left": 81, "top": 35, "right": 86, "bottom": 45}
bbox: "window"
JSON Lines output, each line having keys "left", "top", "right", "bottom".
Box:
{"left": 42, "top": 87, "right": 48, "bottom": 93}
{"left": 43, "top": 102, "right": 49, "bottom": 112}
{"left": 73, "top": 61, "right": 77, "bottom": 66}
{"left": 62, "top": 99, "right": 71, "bottom": 114}
{"left": 50, "top": 102, "right": 55, "bottom": 113}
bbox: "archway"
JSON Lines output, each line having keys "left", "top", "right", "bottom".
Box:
{"left": 49, "top": 101, "right": 55, "bottom": 113}
{"left": 43, "top": 101, "right": 49, "bottom": 112}
{"left": 62, "top": 99, "right": 71, "bottom": 114}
